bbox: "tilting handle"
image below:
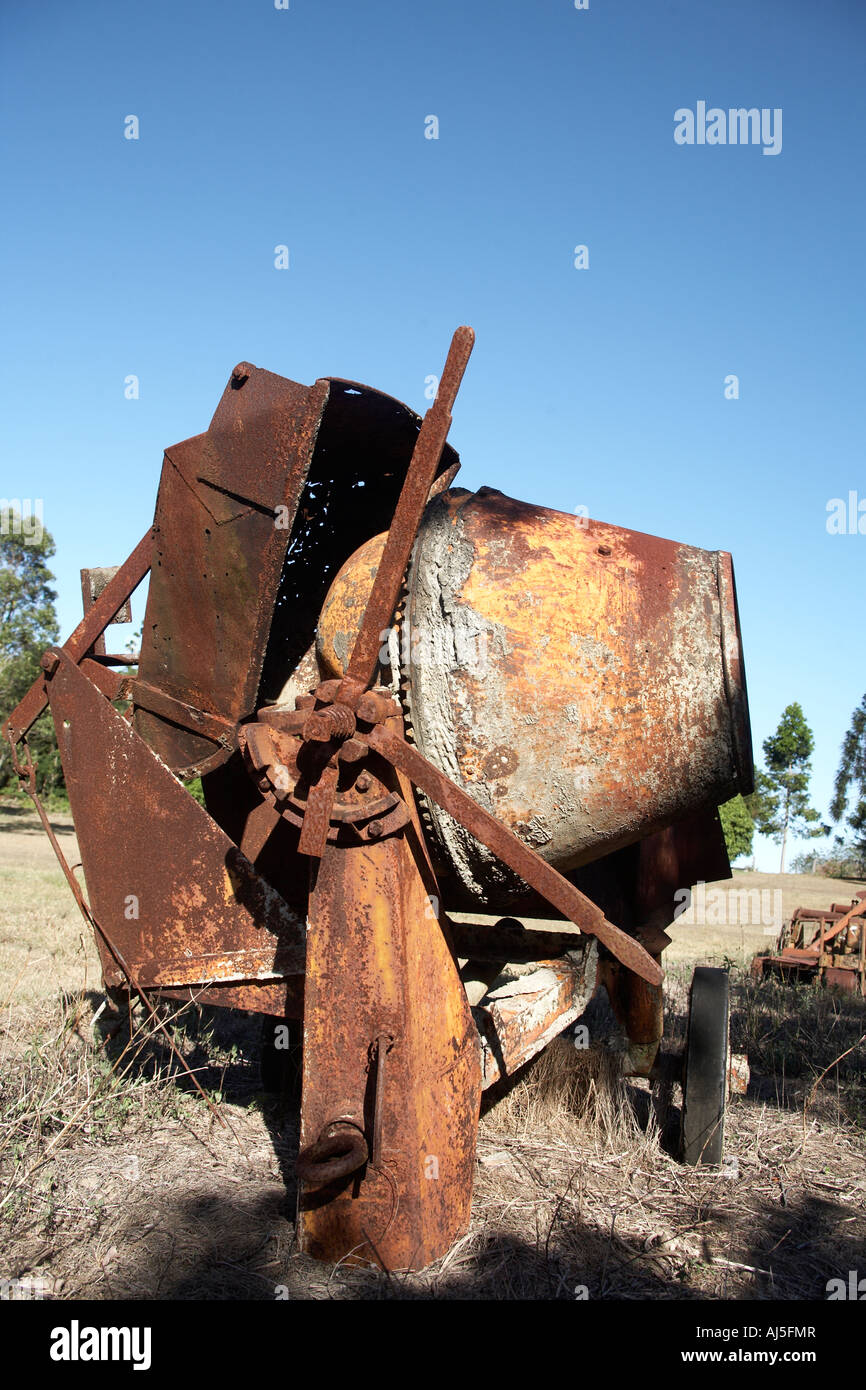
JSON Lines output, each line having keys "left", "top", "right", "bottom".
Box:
{"left": 368, "top": 725, "right": 664, "bottom": 988}
{"left": 338, "top": 326, "right": 474, "bottom": 698}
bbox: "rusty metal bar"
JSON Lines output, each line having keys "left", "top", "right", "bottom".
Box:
{"left": 80, "top": 566, "right": 133, "bottom": 658}
{"left": 3, "top": 529, "right": 152, "bottom": 745}
{"left": 338, "top": 327, "right": 474, "bottom": 697}
{"left": 475, "top": 958, "right": 595, "bottom": 1088}
{"left": 819, "top": 917, "right": 825, "bottom": 984}
{"left": 809, "top": 896, "right": 865, "bottom": 949}
{"left": 132, "top": 680, "right": 238, "bottom": 749}
{"left": 297, "top": 764, "right": 339, "bottom": 859}
{"left": 368, "top": 724, "right": 663, "bottom": 987}
{"left": 79, "top": 658, "right": 133, "bottom": 704}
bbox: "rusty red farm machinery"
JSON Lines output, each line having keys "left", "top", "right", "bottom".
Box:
{"left": 752, "top": 889, "right": 866, "bottom": 996}
{"left": 4, "top": 328, "right": 755, "bottom": 1270}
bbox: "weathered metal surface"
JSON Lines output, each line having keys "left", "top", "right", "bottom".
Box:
{"left": 298, "top": 744, "right": 482, "bottom": 1270}
{"left": 729, "top": 1052, "right": 750, "bottom": 1096}
{"left": 80, "top": 566, "right": 133, "bottom": 626}
{"left": 156, "top": 979, "right": 304, "bottom": 1017}
{"left": 297, "top": 1123, "right": 369, "bottom": 1186}
{"left": 137, "top": 364, "right": 462, "bottom": 784}
{"left": 296, "top": 763, "right": 339, "bottom": 858}
{"left": 313, "top": 475, "right": 744, "bottom": 1005}
{"left": 399, "top": 487, "right": 752, "bottom": 907}
{"left": 132, "top": 680, "right": 238, "bottom": 751}
{"left": 752, "top": 890, "right": 865, "bottom": 994}
{"left": 822, "top": 967, "right": 861, "bottom": 995}
{"left": 631, "top": 808, "right": 732, "bottom": 930}
{"left": 257, "top": 379, "right": 461, "bottom": 707}
{"left": 716, "top": 551, "right": 753, "bottom": 796}
{"left": 602, "top": 815, "right": 732, "bottom": 1072}
{"left": 238, "top": 688, "right": 411, "bottom": 851}
{"left": 133, "top": 372, "right": 329, "bottom": 776}
{"left": 474, "top": 948, "right": 597, "bottom": 1088}
{"left": 80, "top": 566, "right": 133, "bottom": 658}
{"left": 368, "top": 723, "right": 664, "bottom": 987}
{"left": 448, "top": 913, "right": 591, "bottom": 963}
{"left": 255, "top": 329, "right": 477, "bottom": 864}
{"left": 256, "top": 525, "right": 668, "bottom": 980}
{"left": 79, "top": 657, "right": 133, "bottom": 704}
{"left": 46, "top": 648, "right": 305, "bottom": 992}
{"left": 599, "top": 957, "right": 664, "bottom": 1076}
{"left": 317, "top": 532, "right": 390, "bottom": 684}
{"left": 316, "top": 500, "right": 749, "bottom": 918}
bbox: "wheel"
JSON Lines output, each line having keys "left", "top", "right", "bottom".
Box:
{"left": 259, "top": 1015, "right": 303, "bottom": 1098}
{"left": 680, "top": 966, "right": 729, "bottom": 1166}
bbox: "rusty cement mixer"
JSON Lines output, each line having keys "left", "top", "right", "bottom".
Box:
{"left": 4, "top": 328, "right": 753, "bottom": 1272}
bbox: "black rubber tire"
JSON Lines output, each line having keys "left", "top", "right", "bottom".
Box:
{"left": 680, "top": 967, "right": 729, "bottom": 1167}
{"left": 260, "top": 1016, "right": 303, "bottom": 1098}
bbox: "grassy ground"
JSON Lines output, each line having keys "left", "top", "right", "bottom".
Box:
{"left": 0, "top": 802, "right": 99, "bottom": 1014}
{"left": 1, "top": 800, "right": 864, "bottom": 1300}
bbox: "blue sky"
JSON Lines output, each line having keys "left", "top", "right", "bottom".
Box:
{"left": 1, "top": 0, "right": 863, "bottom": 869}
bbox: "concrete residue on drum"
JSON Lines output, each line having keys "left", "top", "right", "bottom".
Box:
{"left": 404, "top": 491, "right": 525, "bottom": 905}
{"left": 402, "top": 487, "right": 747, "bottom": 912}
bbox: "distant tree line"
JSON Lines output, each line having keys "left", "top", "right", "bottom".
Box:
{"left": 0, "top": 510, "right": 63, "bottom": 799}
{"left": 719, "top": 699, "right": 866, "bottom": 878}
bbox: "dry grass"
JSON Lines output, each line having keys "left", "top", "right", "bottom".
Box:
{"left": 4, "top": 983, "right": 862, "bottom": 1302}
{"left": 1, "top": 801, "right": 864, "bottom": 1301}
{"left": 281, "top": 1022, "right": 865, "bottom": 1301}
{"left": 0, "top": 801, "right": 98, "bottom": 1011}
{"left": 0, "top": 990, "right": 294, "bottom": 1300}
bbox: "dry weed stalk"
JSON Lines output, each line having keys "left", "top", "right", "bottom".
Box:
{"left": 0, "top": 989, "right": 222, "bottom": 1220}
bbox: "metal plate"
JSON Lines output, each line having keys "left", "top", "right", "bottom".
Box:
{"left": 48, "top": 651, "right": 305, "bottom": 991}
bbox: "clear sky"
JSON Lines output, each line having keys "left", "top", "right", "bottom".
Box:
{"left": 1, "top": 0, "right": 863, "bottom": 869}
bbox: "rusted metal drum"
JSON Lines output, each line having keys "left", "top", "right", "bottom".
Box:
{"left": 317, "top": 486, "right": 752, "bottom": 908}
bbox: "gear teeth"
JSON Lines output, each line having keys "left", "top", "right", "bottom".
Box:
{"left": 394, "top": 570, "right": 448, "bottom": 870}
